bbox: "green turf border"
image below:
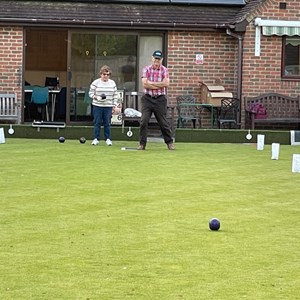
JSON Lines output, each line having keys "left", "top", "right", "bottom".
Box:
{"left": 0, "top": 124, "right": 292, "bottom": 144}
{"left": 174, "top": 128, "right": 291, "bottom": 144}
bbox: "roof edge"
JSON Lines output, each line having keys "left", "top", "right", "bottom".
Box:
{"left": 0, "top": 17, "right": 235, "bottom": 31}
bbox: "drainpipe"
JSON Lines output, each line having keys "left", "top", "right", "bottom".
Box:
{"left": 226, "top": 28, "right": 243, "bottom": 125}
{"left": 226, "top": 28, "right": 243, "bottom": 102}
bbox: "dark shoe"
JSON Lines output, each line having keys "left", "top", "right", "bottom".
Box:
{"left": 167, "top": 143, "right": 175, "bottom": 150}
{"left": 137, "top": 144, "right": 146, "bottom": 150}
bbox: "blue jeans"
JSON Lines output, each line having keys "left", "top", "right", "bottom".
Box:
{"left": 92, "top": 105, "right": 112, "bottom": 141}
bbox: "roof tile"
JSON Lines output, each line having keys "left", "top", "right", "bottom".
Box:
{"left": 0, "top": 1, "right": 246, "bottom": 30}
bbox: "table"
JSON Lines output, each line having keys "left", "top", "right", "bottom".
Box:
{"left": 25, "top": 88, "right": 60, "bottom": 121}
{"left": 177, "top": 102, "right": 219, "bottom": 128}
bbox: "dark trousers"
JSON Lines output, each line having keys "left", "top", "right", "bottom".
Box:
{"left": 139, "top": 94, "right": 173, "bottom": 146}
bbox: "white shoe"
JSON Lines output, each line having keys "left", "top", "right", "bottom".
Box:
{"left": 91, "top": 139, "right": 99, "bottom": 145}
{"left": 105, "top": 139, "right": 112, "bottom": 146}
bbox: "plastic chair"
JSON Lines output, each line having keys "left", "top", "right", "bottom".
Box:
{"left": 45, "top": 77, "right": 58, "bottom": 89}
{"left": 31, "top": 86, "right": 49, "bottom": 121}
{"left": 176, "top": 95, "right": 200, "bottom": 128}
{"left": 217, "top": 97, "right": 240, "bottom": 129}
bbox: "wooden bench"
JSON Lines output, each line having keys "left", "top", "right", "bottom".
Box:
{"left": 0, "top": 93, "right": 21, "bottom": 124}
{"left": 244, "top": 93, "right": 300, "bottom": 129}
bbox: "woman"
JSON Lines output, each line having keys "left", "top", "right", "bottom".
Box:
{"left": 89, "top": 65, "right": 119, "bottom": 146}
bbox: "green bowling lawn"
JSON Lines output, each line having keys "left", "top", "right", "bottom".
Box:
{"left": 1, "top": 139, "right": 299, "bottom": 299}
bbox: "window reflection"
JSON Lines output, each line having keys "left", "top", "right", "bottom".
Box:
{"left": 283, "top": 37, "right": 300, "bottom": 77}
{"left": 70, "top": 33, "right": 137, "bottom": 121}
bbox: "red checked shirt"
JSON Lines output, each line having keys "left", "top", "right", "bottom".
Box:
{"left": 142, "top": 64, "right": 169, "bottom": 96}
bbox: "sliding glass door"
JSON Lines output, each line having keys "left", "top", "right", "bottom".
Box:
{"left": 69, "top": 32, "right": 138, "bottom": 122}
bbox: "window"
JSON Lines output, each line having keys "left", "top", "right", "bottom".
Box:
{"left": 70, "top": 33, "right": 138, "bottom": 121}
{"left": 282, "top": 37, "right": 300, "bottom": 79}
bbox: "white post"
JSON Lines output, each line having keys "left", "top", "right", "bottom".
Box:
{"left": 0, "top": 128, "right": 5, "bottom": 144}
{"left": 271, "top": 143, "right": 280, "bottom": 160}
{"left": 257, "top": 134, "right": 265, "bottom": 150}
{"left": 292, "top": 154, "right": 300, "bottom": 173}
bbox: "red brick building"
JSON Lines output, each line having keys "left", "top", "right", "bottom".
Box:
{"left": 0, "top": 0, "right": 299, "bottom": 128}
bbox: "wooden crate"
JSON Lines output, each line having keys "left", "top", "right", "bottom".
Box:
{"left": 199, "top": 81, "right": 232, "bottom": 106}
{"left": 207, "top": 92, "right": 233, "bottom": 106}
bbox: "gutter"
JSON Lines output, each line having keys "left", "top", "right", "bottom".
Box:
{"left": 0, "top": 17, "right": 234, "bottom": 31}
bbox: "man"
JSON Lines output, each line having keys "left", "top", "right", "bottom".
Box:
{"left": 138, "top": 50, "right": 175, "bottom": 150}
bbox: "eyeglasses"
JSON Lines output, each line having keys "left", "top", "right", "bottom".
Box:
{"left": 102, "top": 73, "right": 110, "bottom": 76}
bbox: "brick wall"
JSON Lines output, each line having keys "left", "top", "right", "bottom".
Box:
{"left": 167, "top": 30, "right": 238, "bottom": 127}
{"left": 167, "top": 30, "right": 237, "bottom": 103}
{"left": 242, "top": 0, "right": 300, "bottom": 99}
{"left": 0, "top": 26, "right": 23, "bottom": 103}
